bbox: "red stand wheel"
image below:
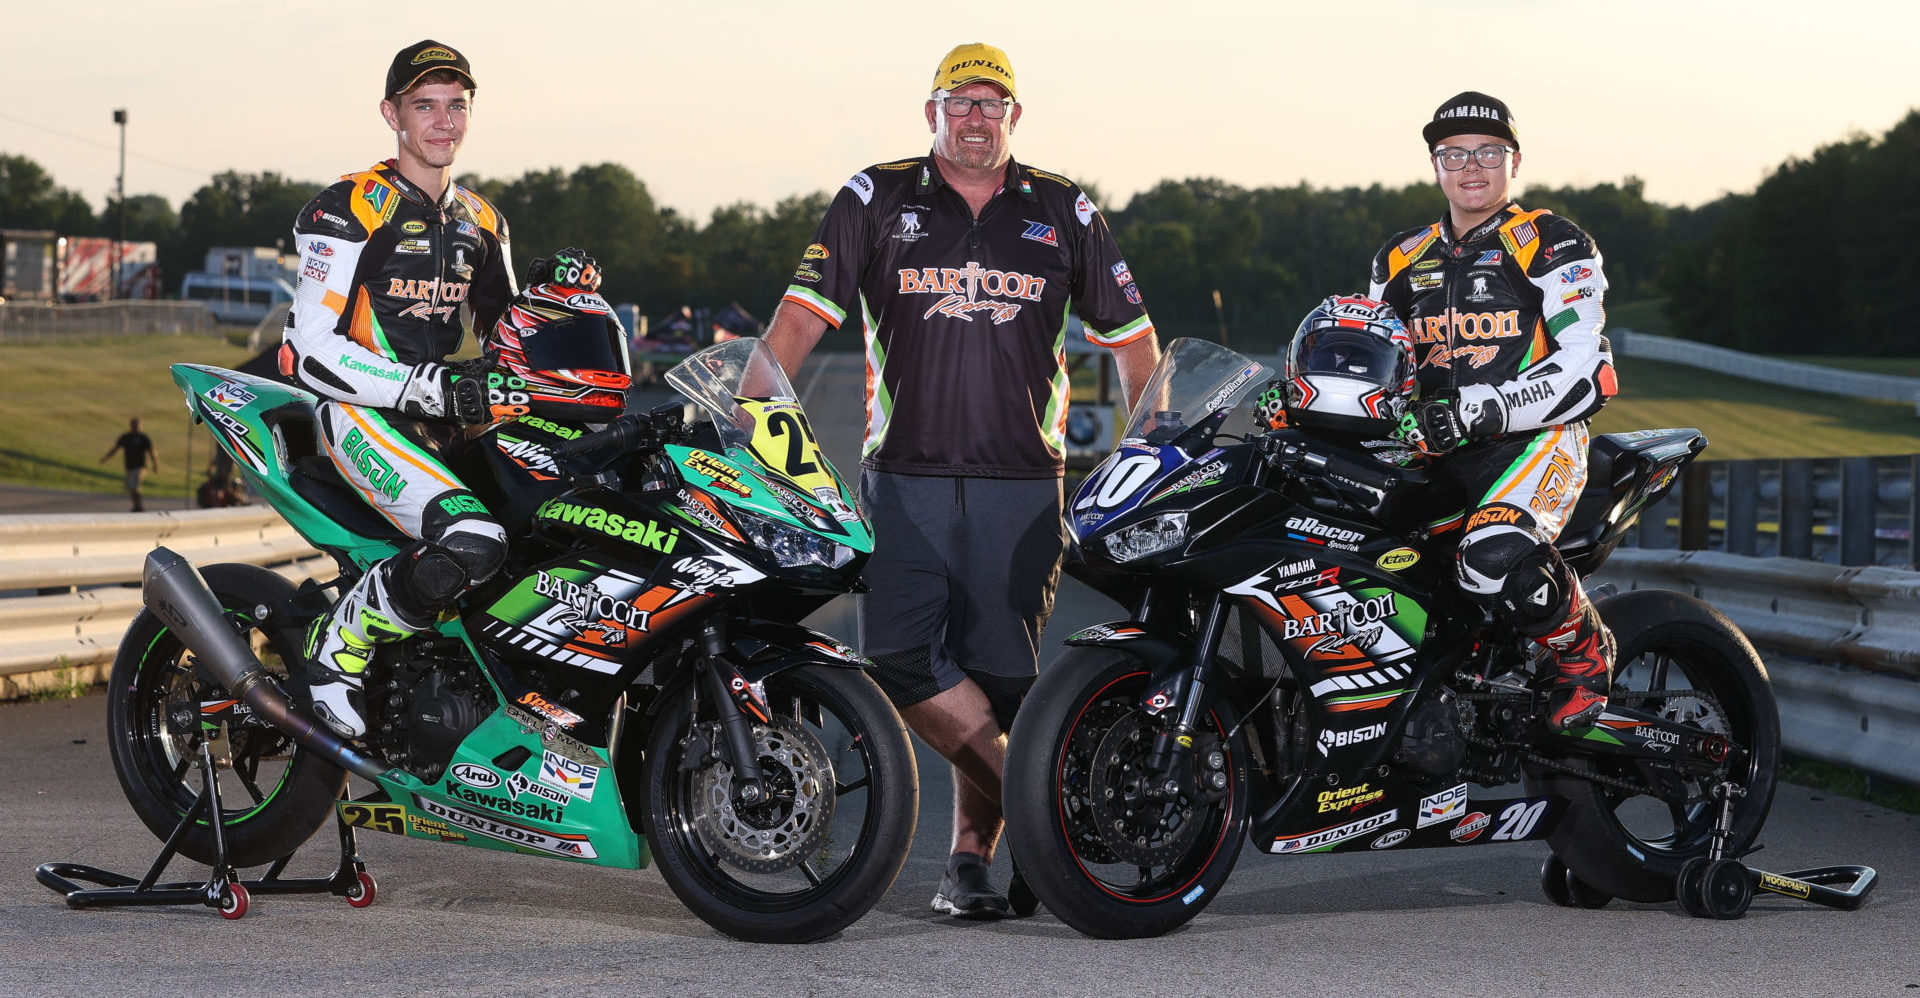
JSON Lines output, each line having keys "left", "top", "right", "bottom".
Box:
{"left": 345, "top": 871, "right": 378, "bottom": 909}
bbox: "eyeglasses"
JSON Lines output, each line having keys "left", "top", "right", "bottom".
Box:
{"left": 939, "top": 96, "right": 1013, "bottom": 119}
{"left": 1432, "top": 145, "right": 1513, "bottom": 171}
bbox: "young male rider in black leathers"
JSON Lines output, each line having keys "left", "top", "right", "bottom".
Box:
{"left": 1367, "top": 92, "right": 1620, "bottom": 732}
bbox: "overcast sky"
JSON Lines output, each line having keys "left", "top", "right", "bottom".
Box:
{"left": 5, "top": 0, "right": 1916, "bottom": 220}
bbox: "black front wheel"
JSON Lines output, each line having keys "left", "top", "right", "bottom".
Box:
{"left": 1530, "top": 588, "right": 1779, "bottom": 902}
{"left": 106, "top": 563, "right": 346, "bottom": 868}
{"left": 639, "top": 664, "right": 917, "bottom": 943}
{"left": 1004, "top": 646, "right": 1250, "bottom": 939}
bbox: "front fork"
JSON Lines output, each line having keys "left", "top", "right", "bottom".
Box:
{"left": 693, "top": 619, "right": 774, "bottom": 807}
{"left": 1141, "top": 595, "right": 1231, "bottom": 801}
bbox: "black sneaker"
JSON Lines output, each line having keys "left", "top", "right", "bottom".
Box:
{"left": 931, "top": 861, "right": 1010, "bottom": 919}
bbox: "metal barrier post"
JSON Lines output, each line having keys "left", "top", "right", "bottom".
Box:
{"left": 1727, "top": 460, "right": 1759, "bottom": 556}
{"left": 1842, "top": 457, "right": 1877, "bottom": 566}
{"left": 1781, "top": 458, "right": 1814, "bottom": 560}
{"left": 1681, "top": 462, "right": 1711, "bottom": 551}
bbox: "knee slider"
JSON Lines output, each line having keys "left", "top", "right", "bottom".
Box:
{"left": 390, "top": 541, "right": 470, "bottom": 616}
{"left": 1456, "top": 528, "right": 1567, "bottom": 632}
{"left": 970, "top": 673, "right": 1035, "bottom": 734}
{"left": 440, "top": 528, "right": 507, "bottom": 585}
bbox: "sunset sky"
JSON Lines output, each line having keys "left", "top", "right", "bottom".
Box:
{"left": 6, "top": 0, "right": 1916, "bottom": 220}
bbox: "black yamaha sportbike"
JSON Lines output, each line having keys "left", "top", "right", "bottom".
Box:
{"left": 1003, "top": 338, "right": 1778, "bottom": 938}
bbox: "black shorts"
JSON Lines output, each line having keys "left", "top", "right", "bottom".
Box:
{"left": 857, "top": 471, "right": 1065, "bottom": 710}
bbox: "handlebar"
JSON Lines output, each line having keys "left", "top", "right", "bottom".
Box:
{"left": 1257, "top": 433, "right": 1328, "bottom": 473}
{"left": 553, "top": 403, "right": 688, "bottom": 460}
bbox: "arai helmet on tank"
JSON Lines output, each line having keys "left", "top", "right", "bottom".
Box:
{"left": 1281, "top": 294, "right": 1416, "bottom": 435}
{"left": 489, "top": 249, "right": 633, "bottom": 423}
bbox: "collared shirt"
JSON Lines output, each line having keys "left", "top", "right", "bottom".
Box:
{"left": 285, "top": 160, "right": 515, "bottom": 408}
{"left": 782, "top": 154, "right": 1153, "bottom": 479}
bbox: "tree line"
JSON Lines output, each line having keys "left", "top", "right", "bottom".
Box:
{"left": 6, "top": 109, "right": 1917, "bottom": 353}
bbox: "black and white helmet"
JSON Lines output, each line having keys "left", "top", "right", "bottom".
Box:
{"left": 1282, "top": 294, "right": 1417, "bottom": 434}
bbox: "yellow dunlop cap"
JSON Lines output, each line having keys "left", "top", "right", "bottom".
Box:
{"left": 932, "top": 43, "right": 1016, "bottom": 99}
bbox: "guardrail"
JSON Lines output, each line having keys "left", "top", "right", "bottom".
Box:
{"left": 0, "top": 300, "right": 222, "bottom": 342}
{"left": 2, "top": 507, "right": 1913, "bottom": 788}
{"left": 1614, "top": 330, "right": 1920, "bottom": 411}
{"left": 1631, "top": 454, "right": 1920, "bottom": 568}
{"left": 1593, "top": 548, "right": 1920, "bottom": 786}
{"left": 0, "top": 508, "right": 326, "bottom": 698}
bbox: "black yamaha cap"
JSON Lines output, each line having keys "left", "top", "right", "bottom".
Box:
{"left": 385, "top": 40, "right": 475, "bottom": 100}
{"left": 1423, "top": 91, "right": 1518, "bottom": 150}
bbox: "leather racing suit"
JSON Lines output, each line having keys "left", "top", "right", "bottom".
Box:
{"left": 1369, "top": 201, "right": 1619, "bottom": 730}
{"left": 284, "top": 159, "right": 516, "bottom": 737}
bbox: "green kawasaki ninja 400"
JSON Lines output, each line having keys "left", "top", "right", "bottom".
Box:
{"left": 110, "top": 333, "right": 917, "bottom": 942}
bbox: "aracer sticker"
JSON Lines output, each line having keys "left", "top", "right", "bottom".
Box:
{"left": 1271, "top": 809, "right": 1397, "bottom": 854}
{"left": 1285, "top": 515, "right": 1366, "bottom": 545}
{"left": 415, "top": 797, "right": 597, "bottom": 859}
{"left": 538, "top": 750, "right": 601, "bottom": 803}
{"left": 1417, "top": 783, "right": 1469, "bottom": 828}
{"left": 450, "top": 763, "right": 500, "bottom": 790}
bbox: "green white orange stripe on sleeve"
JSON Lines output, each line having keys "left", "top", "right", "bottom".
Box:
{"left": 1086, "top": 313, "right": 1154, "bottom": 348}
{"left": 782, "top": 285, "right": 846, "bottom": 328}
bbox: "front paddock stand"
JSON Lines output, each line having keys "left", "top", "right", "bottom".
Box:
{"left": 35, "top": 719, "right": 376, "bottom": 919}
{"left": 1671, "top": 780, "right": 1879, "bottom": 920}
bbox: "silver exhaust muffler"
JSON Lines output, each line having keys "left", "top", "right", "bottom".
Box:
{"left": 142, "top": 547, "right": 386, "bottom": 781}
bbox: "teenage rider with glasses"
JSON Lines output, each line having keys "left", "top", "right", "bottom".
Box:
{"left": 1367, "top": 91, "right": 1621, "bottom": 734}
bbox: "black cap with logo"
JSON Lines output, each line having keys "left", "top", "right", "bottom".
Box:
{"left": 385, "top": 40, "right": 476, "bottom": 100}
{"left": 1422, "top": 91, "right": 1518, "bottom": 150}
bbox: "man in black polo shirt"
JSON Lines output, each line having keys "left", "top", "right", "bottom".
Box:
{"left": 765, "top": 42, "right": 1161, "bottom": 919}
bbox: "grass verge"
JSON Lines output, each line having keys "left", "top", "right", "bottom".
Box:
{"left": 0, "top": 333, "right": 258, "bottom": 499}
{"left": 1780, "top": 755, "right": 1920, "bottom": 816}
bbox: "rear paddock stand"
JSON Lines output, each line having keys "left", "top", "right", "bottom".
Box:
{"left": 1540, "top": 781, "right": 1880, "bottom": 919}
{"left": 36, "top": 716, "right": 376, "bottom": 919}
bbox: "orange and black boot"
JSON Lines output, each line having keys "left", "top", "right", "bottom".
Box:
{"left": 1538, "top": 584, "right": 1614, "bottom": 732}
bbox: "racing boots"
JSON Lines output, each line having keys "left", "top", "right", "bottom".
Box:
{"left": 303, "top": 561, "right": 428, "bottom": 739}
{"left": 1539, "top": 585, "right": 1614, "bottom": 733}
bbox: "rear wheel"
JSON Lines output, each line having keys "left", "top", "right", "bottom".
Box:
{"left": 1529, "top": 589, "right": 1778, "bottom": 902}
{"left": 106, "top": 563, "right": 346, "bottom": 868}
{"left": 640, "top": 664, "right": 917, "bottom": 943}
{"left": 1003, "top": 646, "right": 1249, "bottom": 939}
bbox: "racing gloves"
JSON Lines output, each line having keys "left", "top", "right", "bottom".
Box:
{"left": 527, "top": 247, "right": 602, "bottom": 292}
{"left": 1394, "top": 386, "right": 1507, "bottom": 456}
{"left": 397, "top": 362, "right": 495, "bottom": 425}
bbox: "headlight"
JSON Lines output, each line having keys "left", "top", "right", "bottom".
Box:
{"left": 1102, "top": 513, "right": 1188, "bottom": 563}
{"left": 733, "top": 508, "right": 856, "bottom": 569}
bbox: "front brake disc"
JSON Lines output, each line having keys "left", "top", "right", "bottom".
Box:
{"left": 1086, "top": 711, "right": 1208, "bottom": 866}
{"left": 691, "top": 720, "right": 835, "bottom": 873}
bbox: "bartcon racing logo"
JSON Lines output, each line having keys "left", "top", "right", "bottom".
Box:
{"left": 896, "top": 262, "right": 1046, "bottom": 325}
